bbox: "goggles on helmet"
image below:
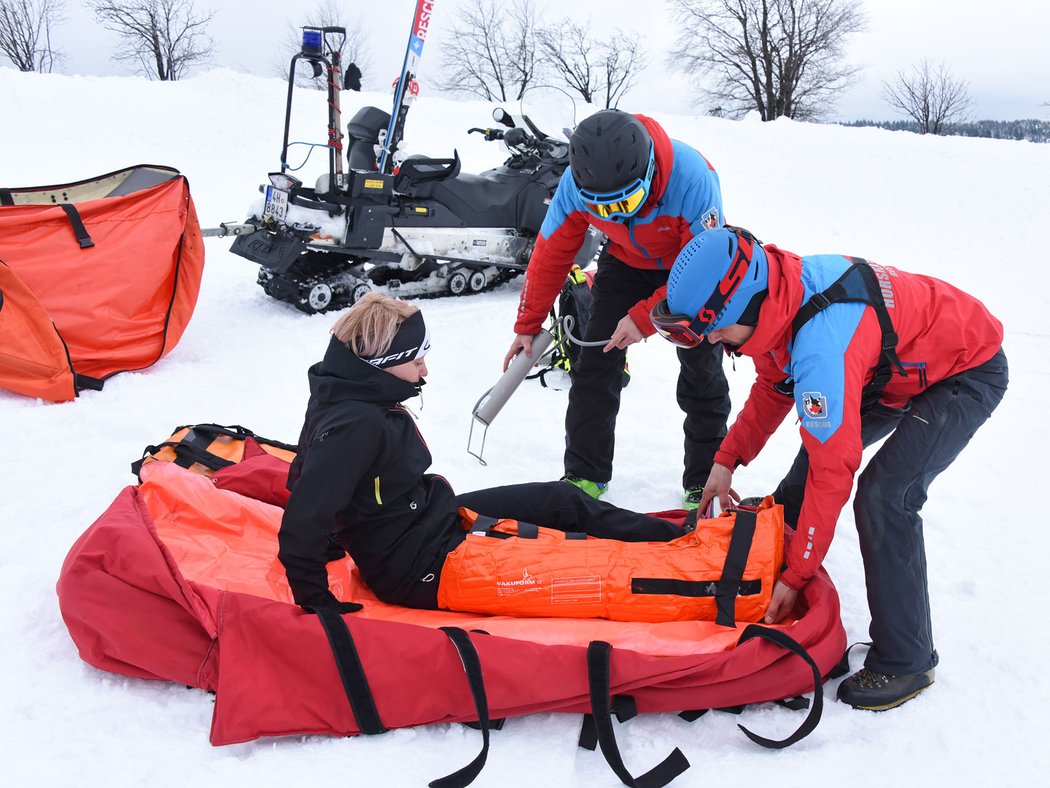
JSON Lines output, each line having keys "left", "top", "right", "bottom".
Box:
{"left": 652, "top": 230, "right": 756, "bottom": 347}
{"left": 577, "top": 143, "right": 655, "bottom": 221}
{"left": 649, "top": 299, "right": 708, "bottom": 349}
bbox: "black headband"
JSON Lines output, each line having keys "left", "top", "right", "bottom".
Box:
{"left": 361, "top": 310, "right": 431, "bottom": 369}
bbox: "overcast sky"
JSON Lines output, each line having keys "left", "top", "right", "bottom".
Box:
{"left": 48, "top": 0, "right": 1050, "bottom": 122}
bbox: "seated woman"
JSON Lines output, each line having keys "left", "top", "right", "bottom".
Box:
{"left": 277, "top": 293, "right": 688, "bottom": 615}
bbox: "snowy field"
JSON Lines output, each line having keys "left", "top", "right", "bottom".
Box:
{"left": 2, "top": 67, "right": 1049, "bottom": 787}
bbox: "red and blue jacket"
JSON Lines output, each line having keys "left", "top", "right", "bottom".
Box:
{"left": 513, "top": 115, "right": 723, "bottom": 336}
{"left": 714, "top": 245, "right": 1003, "bottom": 590}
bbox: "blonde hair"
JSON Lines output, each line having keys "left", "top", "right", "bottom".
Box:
{"left": 330, "top": 293, "right": 419, "bottom": 358}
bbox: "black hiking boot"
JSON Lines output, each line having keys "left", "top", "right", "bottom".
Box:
{"left": 837, "top": 667, "right": 935, "bottom": 711}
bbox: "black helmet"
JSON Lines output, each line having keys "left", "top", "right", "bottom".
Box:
{"left": 569, "top": 110, "right": 653, "bottom": 194}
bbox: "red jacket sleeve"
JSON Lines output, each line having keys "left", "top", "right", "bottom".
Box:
{"left": 513, "top": 180, "right": 593, "bottom": 335}
{"left": 627, "top": 284, "right": 668, "bottom": 338}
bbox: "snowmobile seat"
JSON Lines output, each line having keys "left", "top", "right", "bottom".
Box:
{"left": 427, "top": 169, "right": 529, "bottom": 226}
{"left": 346, "top": 106, "right": 391, "bottom": 171}
{"left": 394, "top": 152, "right": 461, "bottom": 193}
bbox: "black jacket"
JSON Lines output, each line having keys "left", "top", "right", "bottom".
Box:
{"left": 278, "top": 337, "right": 464, "bottom": 610}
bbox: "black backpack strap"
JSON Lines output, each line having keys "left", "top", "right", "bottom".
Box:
{"left": 791, "top": 261, "right": 908, "bottom": 413}
{"left": 310, "top": 607, "right": 387, "bottom": 735}
{"left": 854, "top": 262, "right": 908, "bottom": 372}
{"left": 715, "top": 509, "right": 758, "bottom": 628}
{"left": 429, "top": 627, "right": 492, "bottom": 788}
{"left": 734, "top": 625, "right": 823, "bottom": 748}
{"left": 586, "top": 641, "right": 690, "bottom": 787}
{"left": 790, "top": 263, "right": 864, "bottom": 336}
{"left": 58, "top": 203, "right": 95, "bottom": 249}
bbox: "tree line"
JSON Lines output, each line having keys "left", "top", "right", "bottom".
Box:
{"left": 2, "top": 0, "right": 1046, "bottom": 139}
{"left": 842, "top": 119, "right": 1050, "bottom": 145}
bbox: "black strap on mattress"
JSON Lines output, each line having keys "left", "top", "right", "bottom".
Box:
{"left": 586, "top": 641, "right": 690, "bottom": 787}
{"left": 631, "top": 578, "right": 762, "bottom": 597}
{"left": 733, "top": 625, "right": 823, "bottom": 748}
{"left": 131, "top": 423, "right": 283, "bottom": 476}
{"left": 468, "top": 517, "right": 541, "bottom": 540}
{"left": 311, "top": 607, "right": 387, "bottom": 736}
{"left": 0, "top": 189, "right": 13, "bottom": 206}
{"left": 469, "top": 514, "right": 499, "bottom": 535}
{"left": 578, "top": 695, "right": 637, "bottom": 751}
{"left": 59, "top": 203, "right": 94, "bottom": 248}
{"left": 429, "top": 627, "right": 491, "bottom": 788}
{"left": 516, "top": 522, "right": 539, "bottom": 539}
{"left": 170, "top": 426, "right": 237, "bottom": 472}
{"left": 715, "top": 509, "right": 758, "bottom": 628}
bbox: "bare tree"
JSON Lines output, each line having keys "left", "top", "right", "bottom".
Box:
{"left": 274, "top": 0, "right": 372, "bottom": 90}
{"left": 881, "top": 59, "right": 972, "bottom": 134}
{"left": 89, "top": 0, "right": 214, "bottom": 81}
{"left": 666, "top": 0, "right": 866, "bottom": 120}
{"left": 0, "top": 0, "right": 65, "bottom": 72}
{"left": 537, "top": 19, "right": 647, "bottom": 109}
{"left": 599, "top": 31, "right": 647, "bottom": 110}
{"left": 437, "top": 0, "right": 542, "bottom": 102}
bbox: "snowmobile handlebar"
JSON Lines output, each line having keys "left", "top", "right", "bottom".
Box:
{"left": 468, "top": 127, "right": 505, "bottom": 141}
{"left": 467, "top": 124, "right": 565, "bottom": 163}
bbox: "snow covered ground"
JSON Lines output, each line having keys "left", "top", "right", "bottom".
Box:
{"left": 2, "top": 67, "right": 1049, "bottom": 787}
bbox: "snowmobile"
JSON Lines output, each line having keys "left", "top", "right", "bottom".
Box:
{"left": 215, "top": 25, "right": 602, "bottom": 313}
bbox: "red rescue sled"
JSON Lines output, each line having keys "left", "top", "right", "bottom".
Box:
{"left": 57, "top": 424, "right": 847, "bottom": 788}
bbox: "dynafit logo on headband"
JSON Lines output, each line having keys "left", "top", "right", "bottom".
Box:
{"left": 362, "top": 311, "right": 430, "bottom": 369}
{"left": 367, "top": 347, "right": 422, "bottom": 367}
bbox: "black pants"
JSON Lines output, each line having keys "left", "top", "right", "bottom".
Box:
{"left": 773, "top": 348, "right": 1009, "bottom": 675}
{"left": 565, "top": 251, "right": 730, "bottom": 488}
{"left": 455, "top": 481, "right": 684, "bottom": 541}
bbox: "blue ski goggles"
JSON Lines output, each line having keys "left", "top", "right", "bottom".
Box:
{"left": 576, "top": 143, "right": 655, "bottom": 221}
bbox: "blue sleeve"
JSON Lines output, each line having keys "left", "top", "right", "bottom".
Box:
{"left": 668, "top": 142, "right": 724, "bottom": 236}
{"left": 538, "top": 170, "right": 584, "bottom": 240}
{"left": 789, "top": 304, "right": 866, "bottom": 444}
{"left": 790, "top": 349, "right": 848, "bottom": 445}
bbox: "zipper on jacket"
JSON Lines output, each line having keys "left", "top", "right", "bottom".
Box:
{"left": 899, "top": 361, "right": 929, "bottom": 389}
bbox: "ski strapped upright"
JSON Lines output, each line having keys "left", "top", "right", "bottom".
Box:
{"left": 378, "top": 0, "right": 435, "bottom": 174}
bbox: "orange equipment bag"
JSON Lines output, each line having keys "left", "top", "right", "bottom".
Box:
{"left": 440, "top": 506, "right": 783, "bottom": 626}
{"left": 0, "top": 165, "right": 204, "bottom": 401}
{"left": 131, "top": 423, "right": 298, "bottom": 479}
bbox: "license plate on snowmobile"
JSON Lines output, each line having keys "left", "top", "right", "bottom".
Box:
{"left": 263, "top": 186, "right": 289, "bottom": 223}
